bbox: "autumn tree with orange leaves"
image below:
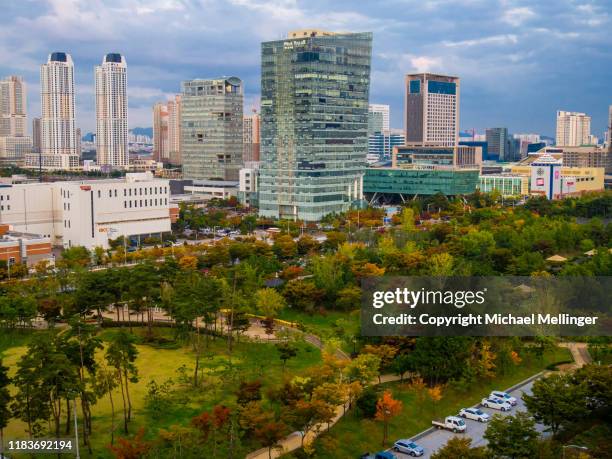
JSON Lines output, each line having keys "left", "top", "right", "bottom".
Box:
{"left": 375, "top": 390, "right": 403, "bottom": 446}
{"left": 108, "top": 427, "right": 150, "bottom": 459}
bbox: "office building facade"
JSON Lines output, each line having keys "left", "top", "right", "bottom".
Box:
{"left": 0, "top": 76, "right": 27, "bottom": 137}
{"left": 0, "top": 172, "right": 172, "bottom": 249}
{"left": 405, "top": 73, "right": 459, "bottom": 147}
{"left": 181, "top": 77, "right": 243, "bottom": 181}
{"left": 32, "top": 117, "right": 42, "bottom": 153}
{"left": 556, "top": 110, "right": 591, "bottom": 146}
{"left": 95, "top": 53, "right": 128, "bottom": 168}
{"left": 368, "top": 104, "right": 390, "bottom": 131}
{"left": 364, "top": 167, "right": 479, "bottom": 201}
{"left": 243, "top": 111, "right": 260, "bottom": 163}
{"left": 368, "top": 130, "right": 405, "bottom": 161}
{"left": 258, "top": 30, "right": 373, "bottom": 221}
{"left": 167, "top": 95, "right": 182, "bottom": 165}
{"left": 153, "top": 102, "right": 169, "bottom": 162}
{"left": 486, "top": 127, "right": 509, "bottom": 161}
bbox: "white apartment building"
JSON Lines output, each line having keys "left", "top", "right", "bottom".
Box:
{"left": 0, "top": 76, "right": 27, "bottom": 137}
{"left": 27, "top": 52, "right": 80, "bottom": 170}
{"left": 95, "top": 53, "right": 128, "bottom": 168}
{"left": 368, "top": 104, "right": 390, "bottom": 131}
{"left": 0, "top": 136, "right": 31, "bottom": 164}
{"left": 167, "top": 95, "right": 181, "bottom": 164}
{"left": 0, "top": 172, "right": 171, "bottom": 249}
{"left": 556, "top": 110, "right": 591, "bottom": 147}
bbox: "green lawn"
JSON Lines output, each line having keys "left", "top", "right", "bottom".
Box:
{"left": 278, "top": 308, "right": 360, "bottom": 352}
{"left": 2, "top": 326, "right": 322, "bottom": 458}
{"left": 310, "top": 346, "right": 573, "bottom": 458}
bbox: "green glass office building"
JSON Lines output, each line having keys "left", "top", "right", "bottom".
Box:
{"left": 258, "top": 30, "right": 373, "bottom": 221}
{"left": 364, "top": 167, "right": 479, "bottom": 201}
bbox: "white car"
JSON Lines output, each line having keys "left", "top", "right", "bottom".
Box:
{"left": 481, "top": 397, "right": 512, "bottom": 411}
{"left": 393, "top": 440, "right": 424, "bottom": 457}
{"left": 458, "top": 407, "right": 490, "bottom": 422}
{"left": 490, "top": 391, "right": 518, "bottom": 406}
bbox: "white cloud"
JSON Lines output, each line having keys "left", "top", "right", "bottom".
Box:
{"left": 502, "top": 7, "right": 536, "bottom": 26}
{"left": 443, "top": 34, "right": 518, "bottom": 47}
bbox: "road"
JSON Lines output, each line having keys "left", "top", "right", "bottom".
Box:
{"left": 392, "top": 377, "right": 546, "bottom": 458}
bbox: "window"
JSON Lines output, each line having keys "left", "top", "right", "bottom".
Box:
{"left": 124, "top": 201, "right": 127, "bottom": 208}
{"left": 98, "top": 190, "right": 101, "bottom": 198}
{"left": 114, "top": 190, "right": 117, "bottom": 197}
{"left": 109, "top": 190, "right": 112, "bottom": 197}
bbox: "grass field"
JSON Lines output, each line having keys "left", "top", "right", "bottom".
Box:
{"left": 278, "top": 308, "right": 360, "bottom": 352}
{"left": 309, "top": 346, "right": 573, "bottom": 458}
{"left": 1, "top": 326, "right": 322, "bottom": 458}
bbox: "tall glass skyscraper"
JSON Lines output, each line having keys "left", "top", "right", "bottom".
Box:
{"left": 258, "top": 30, "right": 372, "bottom": 221}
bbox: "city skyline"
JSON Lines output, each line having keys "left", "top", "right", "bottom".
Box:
{"left": 0, "top": 0, "right": 610, "bottom": 137}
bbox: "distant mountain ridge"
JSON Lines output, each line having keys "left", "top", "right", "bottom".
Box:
{"left": 130, "top": 127, "right": 153, "bottom": 137}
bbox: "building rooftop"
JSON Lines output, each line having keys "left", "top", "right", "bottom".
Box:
{"left": 104, "top": 53, "right": 123, "bottom": 63}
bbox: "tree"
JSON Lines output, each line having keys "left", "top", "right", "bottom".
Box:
{"left": 238, "top": 401, "right": 273, "bottom": 435}
{"left": 375, "top": 390, "right": 403, "bottom": 446}
{"left": 431, "top": 437, "right": 488, "bottom": 459}
{"left": 255, "top": 288, "right": 286, "bottom": 321}
{"left": 93, "top": 365, "right": 120, "bottom": 445}
{"left": 282, "top": 280, "right": 323, "bottom": 314}
{"left": 59, "top": 246, "right": 91, "bottom": 268}
{"left": 484, "top": 412, "right": 539, "bottom": 459}
{"left": 105, "top": 330, "right": 139, "bottom": 433}
{"left": 272, "top": 234, "right": 297, "bottom": 259}
{"left": 236, "top": 380, "right": 262, "bottom": 406}
{"left": 275, "top": 342, "right": 298, "bottom": 372}
{"left": 335, "top": 285, "right": 362, "bottom": 311}
{"left": 523, "top": 373, "right": 589, "bottom": 435}
{"left": 346, "top": 353, "right": 381, "bottom": 386}
{"left": 399, "top": 207, "right": 416, "bottom": 232}
{"left": 0, "top": 360, "right": 11, "bottom": 453}
{"left": 254, "top": 421, "right": 287, "bottom": 459}
{"left": 285, "top": 399, "right": 334, "bottom": 447}
{"left": 362, "top": 344, "right": 398, "bottom": 373}
{"left": 178, "top": 255, "right": 198, "bottom": 271}
{"left": 107, "top": 427, "right": 151, "bottom": 459}
{"left": 428, "top": 385, "right": 443, "bottom": 417}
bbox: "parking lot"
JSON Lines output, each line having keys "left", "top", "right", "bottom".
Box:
{"left": 392, "top": 377, "right": 546, "bottom": 458}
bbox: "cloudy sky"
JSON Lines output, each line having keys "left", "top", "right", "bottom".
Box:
{"left": 1, "top": 0, "right": 610, "bottom": 137}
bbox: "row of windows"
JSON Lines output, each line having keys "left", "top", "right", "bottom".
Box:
{"left": 123, "top": 198, "right": 168, "bottom": 208}
{"left": 0, "top": 195, "right": 10, "bottom": 201}
{"left": 93, "top": 185, "right": 169, "bottom": 199}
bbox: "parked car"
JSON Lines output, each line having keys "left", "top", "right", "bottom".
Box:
{"left": 360, "top": 452, "right": 397, "bottom": 459}
{"left": 490, "top": 391, "right": 518, "bottom": 406}
{"left": 481, "top": 397, "right": 512, "bottom": 411}
{"left": 458, "top": 407, "right": 490, "bottom": 422}
{"left": 393, "top": 439, "right": 424, "bottom": 456}
{"left": 432, "top": 416, "right": 467, "bottom": 433}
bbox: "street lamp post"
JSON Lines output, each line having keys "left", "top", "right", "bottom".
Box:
{"left": 72, "top": 398, "right": 80, "bottom": 459}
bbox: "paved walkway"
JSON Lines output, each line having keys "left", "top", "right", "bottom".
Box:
{"left": 245, "top": 373, "right": 404, "bottom": 459}
{"left": 559, "top": 341, "right": 592, "bottom": 369}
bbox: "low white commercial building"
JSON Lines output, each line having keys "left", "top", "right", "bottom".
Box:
{"left": 0, "top": 172, "right": 172, "bottom": 249}
{"left": 184, "top": 180, "right": 238, "bottom": 201}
